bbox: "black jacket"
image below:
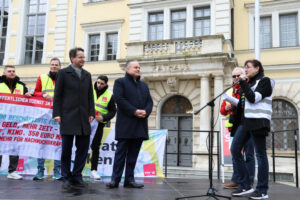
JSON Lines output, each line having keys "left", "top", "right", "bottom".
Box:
{"left": 53, "top": 65, "right": 95, "bottom": 136}
{"left": 94, "top": 83, "right": 116, "bottom": 122}
{"left": 113, "top": 73, "right": 153, "bottom": 140}
{"left": 239, "top": 72, "right": 273, "bottom": 135}
{"left": 0, "top": 75, "right": 28, "bottom": 94}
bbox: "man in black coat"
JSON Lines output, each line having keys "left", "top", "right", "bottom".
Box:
{"left": 53, "top": 47, "right": 95, "bottom": 188}
{"left": 106, "top": 60, "right": 153, "bottom": 189}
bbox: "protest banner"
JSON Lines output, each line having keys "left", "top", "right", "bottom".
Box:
{"left": 0, "top": 93, "right": 167, "bottom": 178}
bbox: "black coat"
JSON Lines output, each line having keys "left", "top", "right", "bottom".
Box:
{"left": 113, "top": 73, "right": 153, "bottom": 140}
{"left": 53, "top": 65, "right": 95, "bottom": 135}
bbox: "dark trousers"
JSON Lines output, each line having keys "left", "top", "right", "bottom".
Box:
{"left": 231, "top": 135, "right": 255, "bottom": 185}
{"left": 231, "top": 125, "right": 269, "bottom": 194}
{"left": 91, "top": 123, "right": 105, "bottom": 171}
{"left": 111, "top": 139, "right": 143, "bottom": 183}
{"left": 0, "top": 155, "right": 19, "bottom": 173}
{"left": 61, "top": 135, "right": 90, "bottom": 181}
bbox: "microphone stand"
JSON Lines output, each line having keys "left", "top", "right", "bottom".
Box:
{"left": 175, "top": 81, "right": 240, "bottom": 200}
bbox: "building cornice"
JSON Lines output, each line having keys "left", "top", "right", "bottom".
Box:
{"left": 245, "top": 0, "right": 300, "bottom": 8}
{"left": 80, "top": 19, "right": 124, "bottom": 29}
{"left": 234, "top": 45, "right": 300, "bottom": 54}
{"left": 128, "top": 0, "right": 211, "bottom": 8}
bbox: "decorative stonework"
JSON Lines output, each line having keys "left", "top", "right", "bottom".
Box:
{"left": 166, "top": 77, "right": 178, "bottom": 92}
{"left": 152, "top": 64, "right": 190, "bottom": 73}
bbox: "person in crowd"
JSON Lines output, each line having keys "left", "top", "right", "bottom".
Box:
{"left": 231, "top": 59, "right": 274, "bottom": 199}
{"left": 90, "top": 75, "right": 116, "bottom": 180}
{"left": 32, "top": 57, "right": 62, "bottom": 180}
{"left": 220, "top": 67, "right": 255, "bottom": 189}
{"left": 106, "top": 60, "right": 153, "bottom": 189}
{"left": 0, "top": 65, "right": 31, "bottom": 180}
{"left": 53, "top": 47, "right": 94, "bottom": 188}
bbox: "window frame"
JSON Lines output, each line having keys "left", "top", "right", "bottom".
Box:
{"left": 106, "top": 32, "right": 118, "bottom": 61}
{"left": 279, "top": 13, "right": 299, "bottom": 47}
{"left": 24, "top": 0, "right": 47, "bottom": 65}
{"left": 148, "top": 12, "right": 164, "bottom": 41}
{"left": 0, "top": 0, "right": 9, "bottom": 65}
{"left": 88, "top": 34, "right": 101, "bottom": 61}
{"left": 193, "top": 6, "right": 210, "bottom": 37}
{"left": 171, "top": 9, "right": 186, "bottom": 39}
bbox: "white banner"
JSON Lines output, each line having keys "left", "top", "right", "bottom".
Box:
{"left": 0, "top": 93, "right": 167, "bottom": 178}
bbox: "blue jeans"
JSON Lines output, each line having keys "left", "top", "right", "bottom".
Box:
{"left": 231, "top": 135, "right": 255, "bottom": 185}
{"left": 37, "top": 158, "right": 61, "bottom": 172}
{"left": 231, "top": 125, "right": 269, "bottom": 194}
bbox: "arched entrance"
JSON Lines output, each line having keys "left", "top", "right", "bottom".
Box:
{"left": 269, "top": 99, "right": 299, "bottom": 150}
{"left": 160, "top": 95, "right": 193, "bottom": 166}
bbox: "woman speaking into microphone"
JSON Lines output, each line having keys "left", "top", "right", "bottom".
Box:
{"left": 231, "top": 59, "right": 274, "bottom": 200}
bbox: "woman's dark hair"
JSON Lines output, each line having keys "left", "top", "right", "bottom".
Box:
{"left": 97, "top": 75, "right": 108, "bottom": 84}
{"left": 244, "top": 59, "right": 264, "bottom": 75}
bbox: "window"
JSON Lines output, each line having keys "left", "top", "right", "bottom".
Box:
{"left": 268, "top": 99, "right": 299, "bottom": 151}
{"left": 24, "top": 0, "right": 47, "bottom": 64}
{"left": 260, "top": 16, "right": 272, "bottom": 48}
{"left": 280, "top": 13, "right": 298, "bottom": 47}
{"left": 106, "top": 33, "right": 118, "bottom": 60}
{"left": 0, "top": 0, "right": 9, "bottom": 65}
{"left": 148, "top": 12, "right": 163, "bottom": 41}
{"left": 88, "top": 34, "right": 100, "bottom": 61}
{"left": 171, "top": 10, "right": 186, "bottom": 39}
{"left": 194, "top": 7, "right": 210, "bottom": 37}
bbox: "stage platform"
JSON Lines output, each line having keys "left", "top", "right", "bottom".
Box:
{"left": 0, "top": 175, "right": 299, "bottom": 200}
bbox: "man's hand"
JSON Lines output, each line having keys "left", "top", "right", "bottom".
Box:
{"left": 42, "top": 93, "right": 52, "bottom": 101}
{"left": 24, "top": 92, "right": 32, "bottom": 97}
{"left": 89, "top": 116, "right": 94, "bottom": 123}
{"left": 54, "top": 116, "right": 61, "bottom": 124}
{"left": 134, "top": 109, "right": 147, "bottom": 118}
{"left": 95, "top": 115, "right": 104, "bottom": 122}
{"left": 225, "top": 104, "right": 232, "bottom": 112}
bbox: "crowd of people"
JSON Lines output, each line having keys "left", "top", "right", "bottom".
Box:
{"left": 0, "top": 47, "right": 153, "bottom": 190}
{"left": 0, "top": 48, "right": 274, "bottom": 199}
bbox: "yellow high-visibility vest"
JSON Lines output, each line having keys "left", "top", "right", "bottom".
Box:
{"left": 93, "top": 88, "right": 112, "bottom": 124}
{"left": 225, "top": 88, "right": 233, "bottom": 128}
{"left": 0, "top": 82, "right": 24, "bottom": 95}
{"left": 40, "top": 74, "right": 55, "bottom": 97}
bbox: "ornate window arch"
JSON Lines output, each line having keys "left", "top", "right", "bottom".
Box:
{"left": 268, "top": 99, "right": 299, "bottom": 150}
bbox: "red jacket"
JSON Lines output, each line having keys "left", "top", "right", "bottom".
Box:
{"left": 220, "top": 84, "right": 241, "bottom": 130}
{"left": 33, "top": 75, "right": 55, "bottom": 97}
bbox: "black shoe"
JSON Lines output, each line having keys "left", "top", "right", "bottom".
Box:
{"left": 72, "top": 180, "right": 88, "bottom": 188}
{"left": 232, "top": 188, "right": 254, "bottom": 196}
{"left": 62, "top": 180, "right": 72, "bottom": 189}
{"left": 106, "top": 181, "right": 119, "bottom": 189}
{"left": 249, "top": 190, "right": 269, "bottom": 199}
{"left": 124, "top": 182, "right": 144, "bottom": 188}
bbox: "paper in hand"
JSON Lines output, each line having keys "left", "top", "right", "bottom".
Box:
{"left": 223, "top": 93, "right": 239, "bottom": 106}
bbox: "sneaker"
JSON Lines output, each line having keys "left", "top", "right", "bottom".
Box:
{"left": 249, "top": 190, "right": 269, "bottom": 199}
{"left": 232, "top": 188, "right": 254, "bottom": 196}
{"left": 90, "top": 170, "right": 101, "bottom": 180}
{"left": 7, "top": 171, "right": 23, "bottom": 180}
{"left": 224, "top": 181, "right": 238, "bottom": 189}
{"left": 33, "top": 168, "right": 44, "bottom": 180}
{"left": 53, "top": 169, "right": 62, "bottom": 180}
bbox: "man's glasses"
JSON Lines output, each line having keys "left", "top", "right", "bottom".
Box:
{"left": 232, "top": 75, "right": 240, "bottom": 78}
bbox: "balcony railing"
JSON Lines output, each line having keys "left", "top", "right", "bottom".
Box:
{"left": 126, "top": 35, "right": 229, "bottom": 59}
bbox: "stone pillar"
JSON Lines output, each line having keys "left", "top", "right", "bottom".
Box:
{"left": 213, "top": 75, "right": 224, "bottom": 132}
{"left": 199, "top": 74, "right": 210, "bottom": 151}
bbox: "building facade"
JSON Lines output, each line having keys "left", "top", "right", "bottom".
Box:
{"left": 0, "top": 0, "right": 299, "bottom": 175}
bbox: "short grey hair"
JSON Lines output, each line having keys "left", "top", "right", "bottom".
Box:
{"left": 232, "top": 67, "right": 245, "bottom": 75}
{"left": 125, "top": 60, "right": 138, "bottom": 68}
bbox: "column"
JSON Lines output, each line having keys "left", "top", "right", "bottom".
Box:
{"left": 199, "top": 74, "right": 210, "bottom": 151}
{"left": 213, "top": 74, "right": 224, "bottom": 132}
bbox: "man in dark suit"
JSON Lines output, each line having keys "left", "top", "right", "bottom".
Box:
{"left": 106, "top": 60, "right": 153, "bottom": 189}
{"left": 53, "top": 47, "right": 94, "bottom": 188}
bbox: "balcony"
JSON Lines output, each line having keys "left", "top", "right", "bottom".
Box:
{"left": 126, "top": 35, "right": 232, "bottom": 59}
